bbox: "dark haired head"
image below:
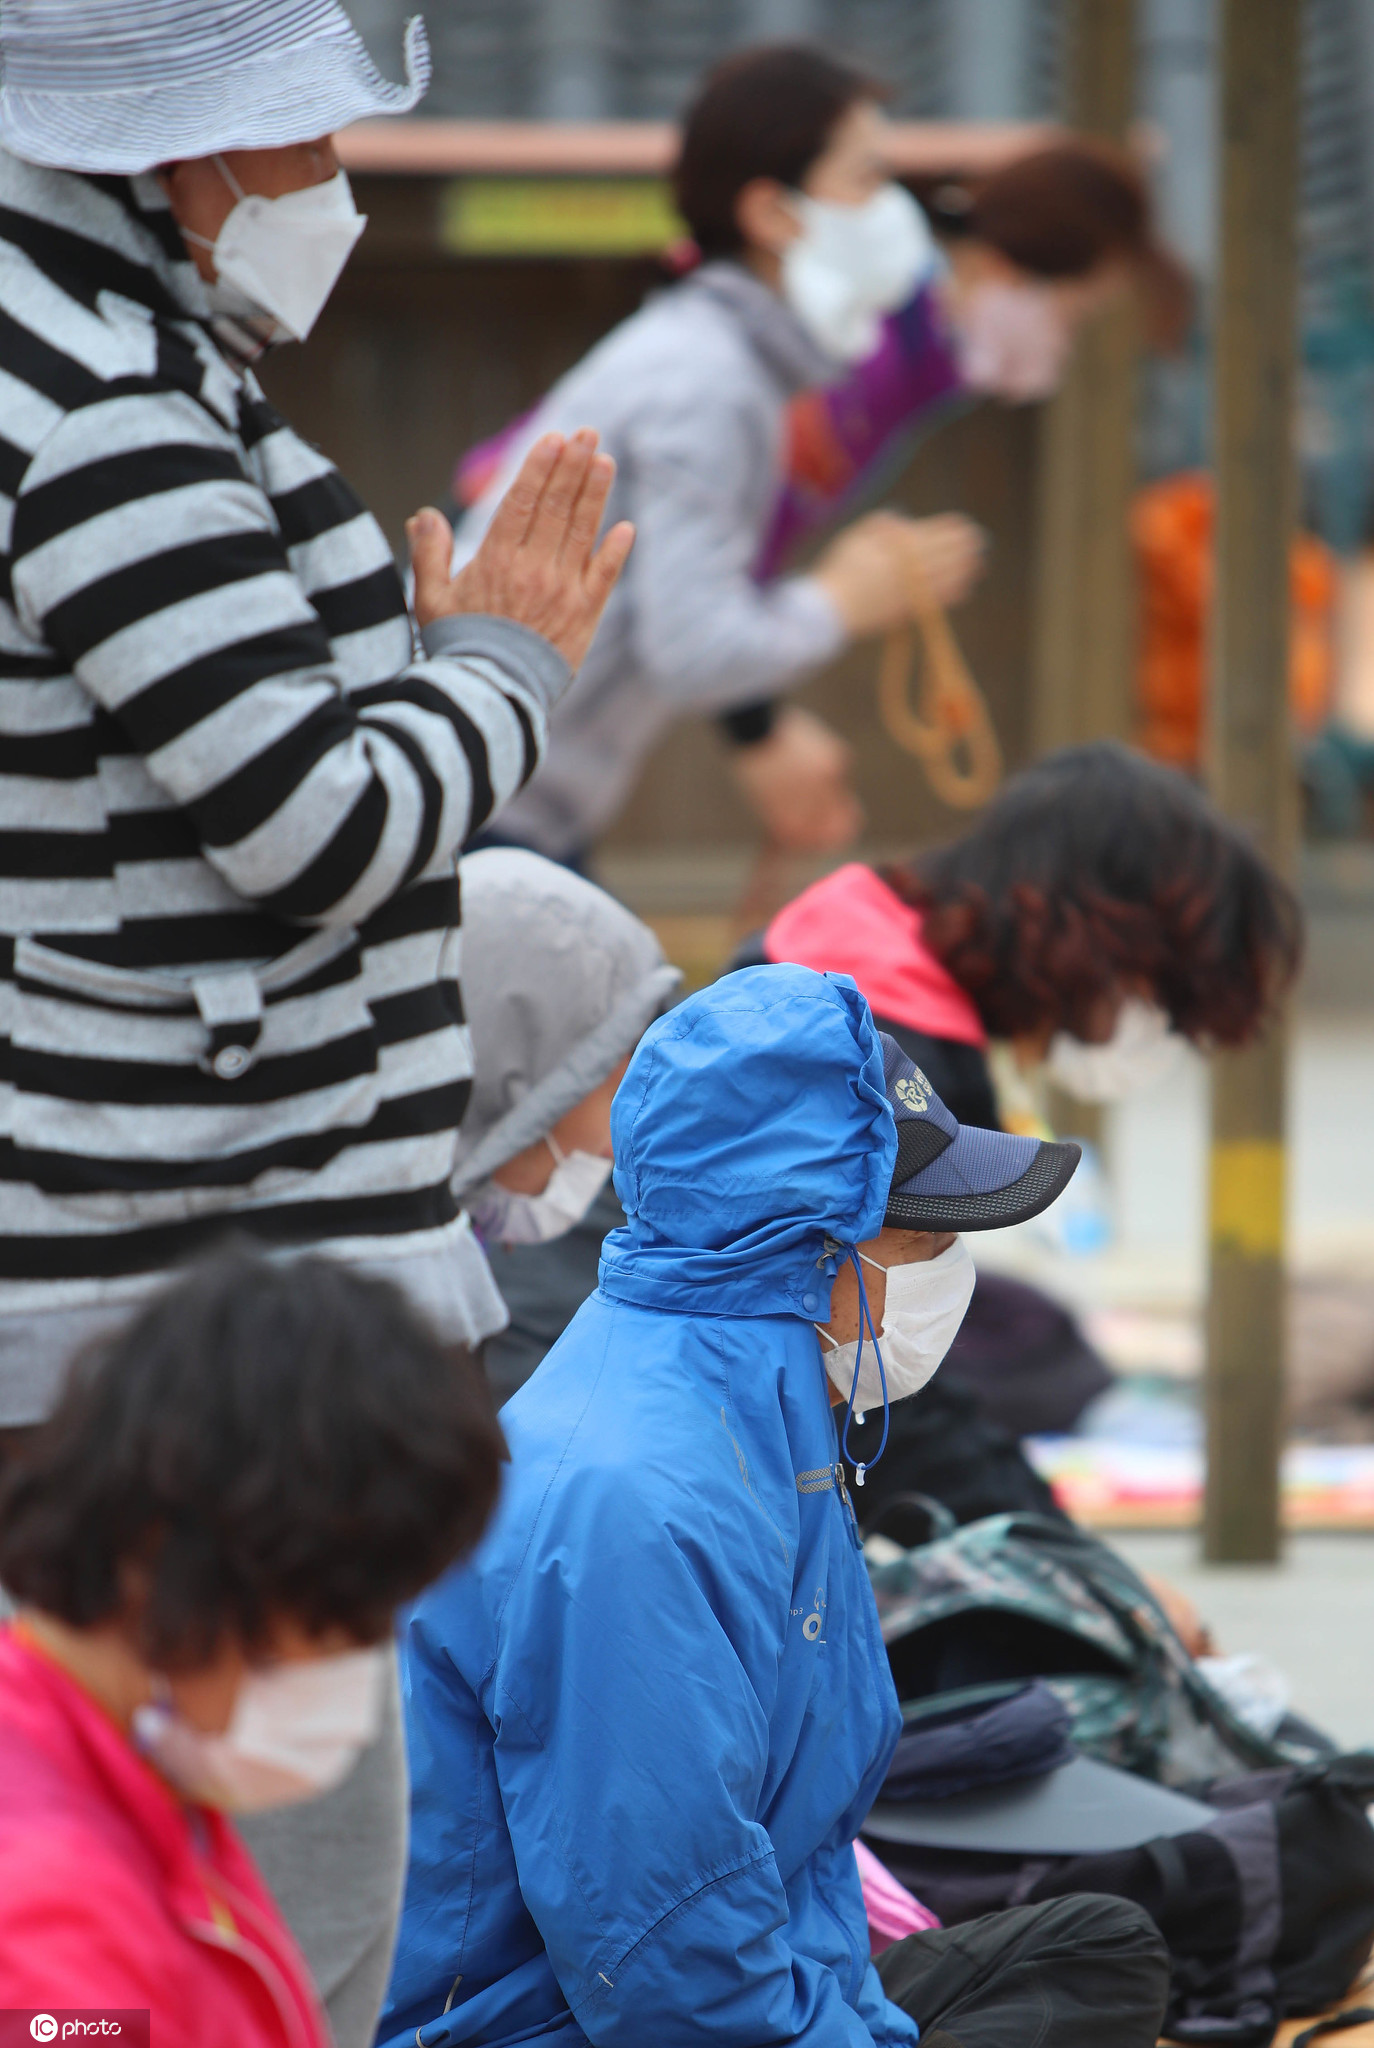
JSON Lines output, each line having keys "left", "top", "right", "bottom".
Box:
{"left": 917, "top": 142, "right": 1192, "bottom": 344}
{"left": 0, "top": 1251, "right": 503, "bottom": 1669}
{"left": 673, "top": 43, "right": 882, "bottom": 260}
{"left": 883, "top": 743, "right": 1301, "bottom": 1045}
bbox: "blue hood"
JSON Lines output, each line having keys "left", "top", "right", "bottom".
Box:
{"left": 381, "top": 980, "right": 920, "bottom": 2048}
{"left": 599, "top": 964, "right": 896, "bottom": 1319}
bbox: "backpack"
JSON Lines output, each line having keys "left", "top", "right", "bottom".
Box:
{"left": 865, "top": 1506, "right": 1328, "bottom": 1783}
{"left": 862, "top": 1509, "right": 1374, "bottom": 2045}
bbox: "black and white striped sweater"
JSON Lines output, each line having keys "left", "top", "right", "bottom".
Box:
{"left": 0, "top": 152, "right": 567, "bottom": 1320}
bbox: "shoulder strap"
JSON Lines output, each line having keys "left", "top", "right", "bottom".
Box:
{"left": 1292, "top": 2010, "right": 1374, "bottom": 2046}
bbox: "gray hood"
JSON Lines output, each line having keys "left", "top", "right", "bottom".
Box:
{"left": 452, "top": 849, "right": 682, "bottom": 1197}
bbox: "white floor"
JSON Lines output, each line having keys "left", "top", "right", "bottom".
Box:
{"left": 1115, "top": 1531, "right": 1374, "bottom": 1750}
{"left": 1111, "top": 1020, "right": 1374, "bottom": 1279}
{"left": 970, "top": 1017, "right": 1374, "bottom": 1317}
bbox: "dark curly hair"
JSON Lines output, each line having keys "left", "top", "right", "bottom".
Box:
{"left": 882, "top": 743, "right": 1301, "bottom": 1045}
{"left": 0, "top": 1251, "right": 504, "bottom": 1669}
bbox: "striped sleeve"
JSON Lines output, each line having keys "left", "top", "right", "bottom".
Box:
{"left": 9, "top": 385, "right": 569, "bottom": 927}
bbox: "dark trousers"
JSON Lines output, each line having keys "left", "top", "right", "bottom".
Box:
{"left": 876, "top": 1894, "right": 1170, "bottom": 2048}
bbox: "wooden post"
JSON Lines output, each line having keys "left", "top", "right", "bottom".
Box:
{"left": 1032, "top": 0, "right": 1137, "bottom": 1148}
{"left": 1203, "top": 0, "right": 1302, "bottom": 1564}
{"left": 1030, "top": 0, "right": 1137, "bottom": 761}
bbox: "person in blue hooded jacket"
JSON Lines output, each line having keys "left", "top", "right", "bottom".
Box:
{"left": 379, "top": 965, "right": 1170, "bottom": 2048}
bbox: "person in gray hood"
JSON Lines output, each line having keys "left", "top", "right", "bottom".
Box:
{"left": 453, "top": 849, "right": 682, "bottom": 1401}
{"left": 441, "top": 44, "right": 985, "bottom": 869}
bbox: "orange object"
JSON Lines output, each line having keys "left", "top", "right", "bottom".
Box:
{"left": 1132, "top": 471, "right": 1338, "bottom": 768}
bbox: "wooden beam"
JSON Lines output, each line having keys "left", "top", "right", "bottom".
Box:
{"left": 1203, "top": 0, "right": 1302, "bottom": 1564}
{"left": 335, "top": 116, "right": 1061, "bottom": 180}
{"left": 1030, "top": 0, "right": 1137, "bottom": 761}
{"left": 1032, "top": 0, "right": 1138, "bottom": 1153}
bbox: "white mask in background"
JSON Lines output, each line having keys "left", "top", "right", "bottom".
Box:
{"left": 466, "top": 1133, "right": 613, "bottom": 1247}
{"left": 1043, "top": 997, "right": 1186, "bottom": 1104}
{"left": 949, "top": 279, "right": 1072, "bottom": 402}
{"left": 183, "top": 158, "right": 366, "bottom": 344}
{"left": 782, "top": 183, "right": 933, "bottom": 362}
{"left": 132, "top": 1644, "right": 387, "bottom": 1812}
{"left": 817, "top": 1235, "right": 977, "bottom": 1412}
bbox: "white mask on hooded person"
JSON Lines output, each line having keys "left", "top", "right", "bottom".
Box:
{"left": 182, "top": 158, "right": 366, "bottom": 344}
{"left": 132, "top": 1643, "right": 387, "bottom": 1813}
{"left": 466, "top": 1133, "right": 613, "bottom": 1247}
{"left": 816, "top": 1235, "right": 976, "bottom": 1413}
{"left": 949, "top": 278, "right": 1072, "bottom": 402}
{"left": 781, "top": 182, "right": 933, "bottom": 362}
{"left": 1043, "top": 997, "right": 1185, "bottom": 1105}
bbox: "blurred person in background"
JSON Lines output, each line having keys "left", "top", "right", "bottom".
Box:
{"left": 0, "top": 1252, "right": 503, "bottom": 2048}
{"left": 1132, "top": 471, "right": 1345, "bottom": 807}
{"left": 451, "top": 848, "right": 681, "bottom": 1404}
{"left": 745, "top": 742, "right": 1301, "bottom": 1528}
{"left": 0, "top": 2, "right": 629, "bottom": 2040}
{"left": 452, "top": 47, "right": 1188, "bottom": 863}
{"left": 449, "top": 43, "right": 986, "bottom": 869}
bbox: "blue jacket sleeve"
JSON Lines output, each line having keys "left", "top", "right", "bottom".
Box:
{"left": 485, "top": 1468, "right": 889, "bottom": 2048}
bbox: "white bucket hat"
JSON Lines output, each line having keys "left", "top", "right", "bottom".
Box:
{"left": 0, "top": 0, "right": 430, "bottom": 175}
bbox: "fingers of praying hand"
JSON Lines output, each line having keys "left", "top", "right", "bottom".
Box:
{"left": 407, "top": 429, "right": 636, "bottom": 672}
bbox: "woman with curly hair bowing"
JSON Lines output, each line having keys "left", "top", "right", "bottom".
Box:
{"left": 747, "top": 742, "right": 1300, "bottom": 1525}
{"left": 754, "top": 741, "right": 1299, "bottom": 1135}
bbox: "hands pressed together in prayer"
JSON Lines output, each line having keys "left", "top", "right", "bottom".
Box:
{"left": 407, "top": 428, "right": 635, "bottom": 672}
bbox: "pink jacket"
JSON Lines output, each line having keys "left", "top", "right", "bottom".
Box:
{"left": 763, "top": 863, "right": 987, "bottom": 1048}
{"left": 0, "top": 1627, "right": 330, "bottom": 2048}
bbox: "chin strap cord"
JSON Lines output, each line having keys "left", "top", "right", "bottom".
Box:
{"left": 838, "top": 1247, "right": 889, "bottom": 1485}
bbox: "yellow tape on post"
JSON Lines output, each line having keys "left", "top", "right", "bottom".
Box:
{"left": 1209, "top": 1140, "right": 1285, "bottom": 1257}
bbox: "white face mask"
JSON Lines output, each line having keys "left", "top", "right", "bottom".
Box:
{"left": 950, "top": 278, "right": 1072, "bottom": 402}
{"left": 467, "top": 1134, "right": 613, "bottom": 1247}
{"left": 817, "top": 1235, "right": 976, "bottom": 1414}
{"left": 1043, "top": 997, "right": 1186, "bottom": 1104}
{"left": 781, "top": 182, "right": 933, "bottom": 362}
{"left": 132, "top": 1644, "right": 387, "bottom": 1812}
{"left": 183, "top": 158, "right": 366, "bottom": 344}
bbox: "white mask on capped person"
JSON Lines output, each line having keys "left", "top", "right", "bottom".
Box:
{"left": 1043, "top": 997, "right": 1185, "bottom": 1104}
{"left": 782, "top": 182, "right": 933, "bottom": 362}
{"left": 816, "top": 1235, "right": 976, "bottom": 1414}
{"left": 132, "top": 1644, "right": 387, "bottom": 1812}
{"left": 466, "top": 1133, "right": 613, "bottom": 1247}
{"left": 182, "top": 157, "right": 366, "bottom": 344}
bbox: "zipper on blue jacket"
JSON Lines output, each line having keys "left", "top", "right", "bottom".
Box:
{"left": 834, "top": 1459, "right": 862, "bottom": 1550}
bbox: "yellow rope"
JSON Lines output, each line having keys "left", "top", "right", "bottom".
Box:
{"left": 877, "top": 571, "right": 1003, "bottom": 810}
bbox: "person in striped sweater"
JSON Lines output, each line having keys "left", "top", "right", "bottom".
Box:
{"left": 0, "top": 9, "right": 633, "bottom": 2041}
{"left": 0, "top": 0, "right": 633, "bottom": 1431}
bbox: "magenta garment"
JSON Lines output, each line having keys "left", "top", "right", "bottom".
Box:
{"left": 754, "top": 282, "right": 967, "bottom": 580}
{"left": 854, "top": 1838, "right": 942, "bottom": 1950}
{"left": 763, "top": 862, "right": 988, "bottom": 1049}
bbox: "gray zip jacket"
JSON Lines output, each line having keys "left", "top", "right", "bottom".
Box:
{"left": 453, "top": 263, "right": 847, "bottom": 859}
